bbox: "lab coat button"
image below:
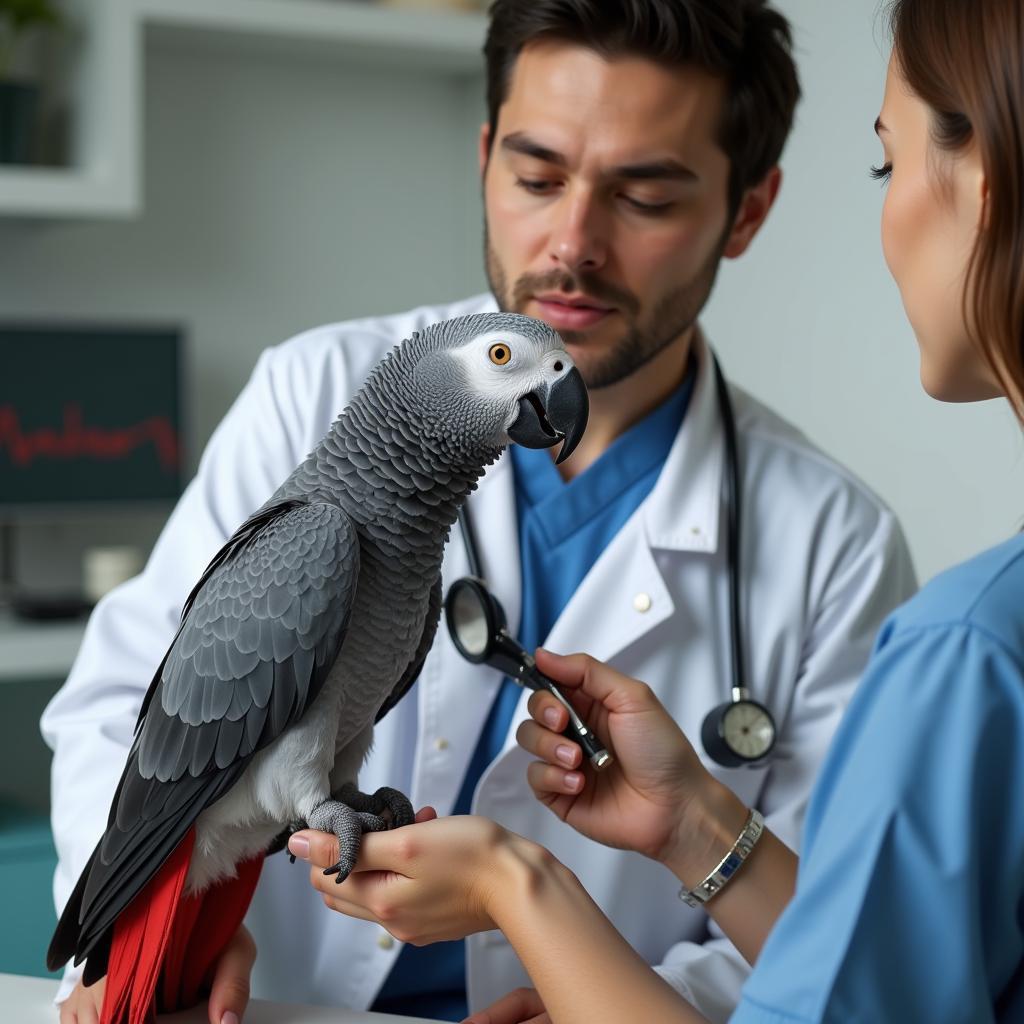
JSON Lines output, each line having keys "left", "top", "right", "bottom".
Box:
{"left": 377, "top": 933, "right": 395, "bottom": 950}
{"left": 633, "top": 592, "right": 652, "bottom": 613}
{"left": 434, "top": 737, "right": 449, "bottom": 751}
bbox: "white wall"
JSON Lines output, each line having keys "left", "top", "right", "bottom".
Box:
{"left": 3, "top": 0, "right": 1022, "bottom": 588}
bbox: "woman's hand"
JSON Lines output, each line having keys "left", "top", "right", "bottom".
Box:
{"left": 288, "top": 811, "right": 547, "bottom": 946}
{"left": 519, "top": 649, "right": 747, "bottom": 878}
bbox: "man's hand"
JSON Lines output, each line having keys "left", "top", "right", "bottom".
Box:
{"left": 518, "top": 649, "right": 728, "bottom": 870}
{"left": 206, "top": 923, "right": 257, "bottom": 1024}
{"left": 56, "top": 924, "right": 256, "bottom": 1024}
{"left": 464, "top": 986, "right": 551, "bottom": 1024}
{"left": 59, "top": 977, "right": 104, "bottom": 1024}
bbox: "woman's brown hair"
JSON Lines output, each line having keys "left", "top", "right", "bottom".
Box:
{"left": 889, "top": 0, "right": 1024, "bottom": 414}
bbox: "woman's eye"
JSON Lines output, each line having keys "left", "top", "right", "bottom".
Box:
{"left": 489, "top": 343, "right": 512, "bottom": 365}
{"left": 869, "top": 162, "right": 892, "bottom": 184}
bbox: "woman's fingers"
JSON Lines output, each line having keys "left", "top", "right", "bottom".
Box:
{"left": 526, "top": 759, "right": 585, "bottom": 803}
{"left": 516, "top": 718, "right": 582, "bottom": 769}
{"left": 534, "top": 649, "right": 656, "bottom": 714}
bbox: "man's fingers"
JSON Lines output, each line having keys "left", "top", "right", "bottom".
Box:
{"left": 464, "top": 986, "right": 548, "bottom": 1024}
{"left": 207, "top": 925, "right": 256, "bottom": 1024}
{"left": 60, "top": 979, "right": 104, "bottom": 1024}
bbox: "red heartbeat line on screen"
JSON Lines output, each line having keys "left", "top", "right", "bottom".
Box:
{"left": 0, "top": 403, "right": 179, "bottom": 471}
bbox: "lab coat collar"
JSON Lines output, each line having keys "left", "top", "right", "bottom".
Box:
{"left": 640, "top": 327, "right": 725, "bottom": 555}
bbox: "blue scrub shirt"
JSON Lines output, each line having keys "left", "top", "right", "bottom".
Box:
{"left": 372, "top": 360, "right": 696, "bottom": 1021}
{"left": 733, "top": 531, "right": 1024, "bottom": 1022}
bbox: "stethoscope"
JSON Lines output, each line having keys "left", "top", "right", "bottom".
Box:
{"left": 444, "top": 355, "right": 777, "bottom": 770}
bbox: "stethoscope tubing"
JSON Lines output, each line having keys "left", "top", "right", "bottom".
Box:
{"left": 452, "top": 353, "right": 775, "bottom": 768}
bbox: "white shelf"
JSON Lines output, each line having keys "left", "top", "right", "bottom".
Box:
{"left": 0, "top": 0, "right": 140, "bottom": 218}
{"left": 141, "top": 0, "right": 487, "bottom": 72}
{"left": 0, "top": 612, "right": 85, "bottom": 684}
{"left": 0, "top": 0, "right": 485, "bottom": 218}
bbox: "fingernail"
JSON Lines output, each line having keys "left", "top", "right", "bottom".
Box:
{"left": 543, "top": 707, "right": 561, "bottom": 728}
{"left": 222, "top": 1013, "right": 240, "bottom": 1024}
{"left": 565, "top": 772, "right": 583, "bottom": 791}
{"left": 288, "top": 835, "right": 310, "bottom": 860}
{"left": 555, "top": 744, "right": 576, "bottom": 766}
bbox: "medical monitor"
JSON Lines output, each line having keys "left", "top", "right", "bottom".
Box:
{"left": 0, "top": 323, "right": 185, "bottom": 511}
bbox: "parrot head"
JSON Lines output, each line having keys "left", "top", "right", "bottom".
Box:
{"left": 412, "top": 312, "right": 589, "bottom": 464}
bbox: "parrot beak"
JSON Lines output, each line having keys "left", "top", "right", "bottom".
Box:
{"left": 508, "top": 366, "right": 589, "bottom": 464}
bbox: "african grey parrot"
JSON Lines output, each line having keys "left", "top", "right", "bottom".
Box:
{"left": 47, "top": 311, "right": 588, "bottom": 1024}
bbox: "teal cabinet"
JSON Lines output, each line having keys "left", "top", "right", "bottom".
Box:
{"left": 0, "top": 662, "right": 68, "bottom": 980}
{"left": 0, "top": 803, "right": 60, "bottom": 978}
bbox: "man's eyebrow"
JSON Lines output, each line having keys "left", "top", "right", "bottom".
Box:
{"left": 500, "top": 132, "right": 567, "bottom": 166}
{"left": 874, "top": 116, "right": 888, "bottom": 135}
{"left": 500, "top": 132, "right": 697, "bottom": 182}
{"left": 611, "top": 159, "right": 698, "bottom": 183}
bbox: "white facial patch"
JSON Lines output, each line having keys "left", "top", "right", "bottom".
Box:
{"left": 450, "top": 328, "right": 574, "bottom": 415}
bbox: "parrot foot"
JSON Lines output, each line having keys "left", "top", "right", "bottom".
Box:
{"left": 305, "top": 798, "right": 396, "bottom": 883}
{"left": 335, "top": 782, "right": 415, "bottom": 829}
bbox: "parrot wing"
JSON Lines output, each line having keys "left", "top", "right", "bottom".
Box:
{"left": 373, "top": 575, "right": 442, "bottom": 724}
{"left": 54, "top": 499, "right": 361, "bottom": 973}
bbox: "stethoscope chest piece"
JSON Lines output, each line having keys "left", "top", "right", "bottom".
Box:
{"left": 701, "top": 695, "right": 776, "bottom": 768}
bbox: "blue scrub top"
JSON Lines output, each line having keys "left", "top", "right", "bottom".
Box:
{"left": 733, "top": 531, "right": 1024, "bottom": 1022}
{"left": 372, "top": 360, "right": 696, "bottom": 1021}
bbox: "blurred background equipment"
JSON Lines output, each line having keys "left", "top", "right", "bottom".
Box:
{"left": 0, "top": 322, "right": 184, "bottom": 618}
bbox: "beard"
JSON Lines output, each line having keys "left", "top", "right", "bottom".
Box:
{"left": 484, "top": 223, "right": 727, "bottom": 390}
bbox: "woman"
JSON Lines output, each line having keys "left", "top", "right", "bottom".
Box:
{"left": 290, "top": 0, "right": 1024, "bottom": 1019}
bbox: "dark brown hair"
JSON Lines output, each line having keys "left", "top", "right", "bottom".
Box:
{"left": 890, "top": 0, "right": 1024, "bottom": 414}
{"left": 483, "top": 0, "right": 801, "bottom": 215}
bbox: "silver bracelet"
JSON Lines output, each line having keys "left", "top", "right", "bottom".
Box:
{"left": 677, "top": 808, "right": 765, "bottom": 909}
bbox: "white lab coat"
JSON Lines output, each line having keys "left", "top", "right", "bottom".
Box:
{"left": 42, "top": 294, "right": 916, "bottom": 1022}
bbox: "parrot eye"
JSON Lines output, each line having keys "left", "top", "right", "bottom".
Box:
{"left": 488, "top": 343, "right": 512, "bottom": 366}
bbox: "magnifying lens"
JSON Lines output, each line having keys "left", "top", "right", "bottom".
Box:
{"left": 444, "top": 577, "right": 613, "bottom": 770}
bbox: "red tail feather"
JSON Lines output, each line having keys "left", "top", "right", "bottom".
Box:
{"left": 101, "top": 830, "right": 263, "bottom": 1024}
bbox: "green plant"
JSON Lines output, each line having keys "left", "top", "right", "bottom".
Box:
{"left": 0, "top": 0, "right": 62, "bottom": 80}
